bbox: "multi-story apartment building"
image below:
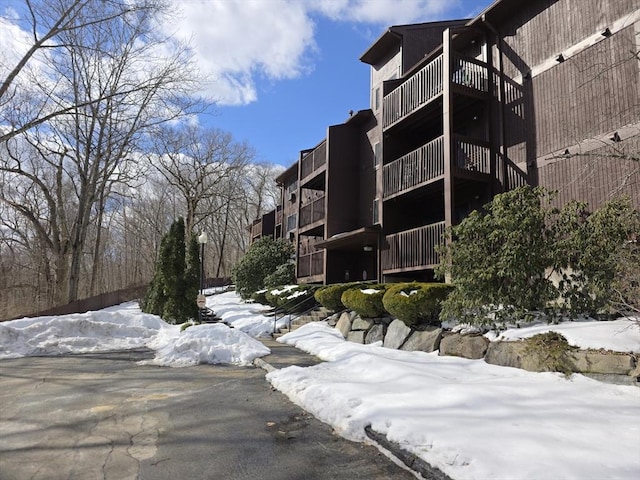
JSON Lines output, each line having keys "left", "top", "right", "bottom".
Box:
{"left": 250, "top": 0, "right": 640, "bottom": 286}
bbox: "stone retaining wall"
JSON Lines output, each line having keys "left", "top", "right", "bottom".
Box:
{"left": 329, "top": 311, "right": 639, "bottom": 384}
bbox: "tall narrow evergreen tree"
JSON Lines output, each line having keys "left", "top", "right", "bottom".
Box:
{"left": 184, "top": 234, "right": 201, "bottom": 320}
{"left": 141, "top": 218, "right": 200, "bottom": 324}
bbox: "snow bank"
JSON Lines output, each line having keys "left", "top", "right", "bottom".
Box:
{"left": 0, "top": 296, "right": 271, "bottom": 367}
{"left": 270, "top": 322, "right": 640, "bottom": 480}
{"left": 486, "top": 317, "right": 640, "bottom": 353}
{"left": 208, "top": 290, "right": 288, "bottom": 337}
{"left": 0, "top": 309, "right": 165, "bottom": 358}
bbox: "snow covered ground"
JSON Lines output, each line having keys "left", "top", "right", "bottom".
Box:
{"left": 1, "top": 289, "right": 639, "bottom": 479}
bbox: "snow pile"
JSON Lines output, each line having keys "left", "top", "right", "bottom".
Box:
{"left": 270, "top": 322, "right": 640, "bottom": 480}
{"left": 143, "top": 323, "right": 269, "bottom": 367}
{"left": 208, "top": 290, "right": 289, "bottom": 337}
{"left": 0, "top": 296, "right": 271, "bottom": 367}
{"left": 486, "top": 317, "right": 640, "bottom": 353}
{"left": 0, "top": 308, "right": 166, "bottom": 358}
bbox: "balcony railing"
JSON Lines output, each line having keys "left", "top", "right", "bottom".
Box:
{"left": 383, "top": 54, "right": 443, "bottom": 129}
{"left": 300, "top": 140, "right": 327, "bottom": 181}
{"left": 299, "top": 196, "right": 325, "bottom": 228}
{"left": 453, "top": 136, "right": 491, "bottom": 175}
{"left": 251, "top": 220, "right": 262, "bottom": 238}
{"left": 383, "top": 54, "right": 489, "bottom": 130}
{"left": 275, "top": 207, "right": 283, "bottom": 226}
{"left": 298, "top": 251, "right": 325, "bottom": 278}
{"left": 383, "top": 136, "right": 444, "bottom": 199}
{"left": 452, "top": 54, "right": 488, "bottom": 93}
{"left": 505, "top": 159, "right": 529, "bottom": 190}
{"left": 381, "top": 221, "right": 445, "bottom": 272}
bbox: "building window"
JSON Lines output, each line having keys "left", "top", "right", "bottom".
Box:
{"left": 374, "top": 142, "right": 381, "bottom": 167}
{"left": 372, "top": 199, "right": 379, "bottom": 224}
{"left": 286, "top": 213, "right": 297, "bottom": 232}
{"left": 374, "top": 87, "right": 380, "bottom": 111}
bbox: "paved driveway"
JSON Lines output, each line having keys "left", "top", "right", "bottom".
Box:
{"left": 0, "top": 351, "right": 414, "bottom": 480}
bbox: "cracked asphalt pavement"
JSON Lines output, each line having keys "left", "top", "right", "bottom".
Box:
{"left": 0, "top": 350, "right": 416, "bottom": 480}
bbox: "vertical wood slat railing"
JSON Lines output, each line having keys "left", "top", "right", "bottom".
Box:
{"left": 383, "top": 136, "right": 445, "bottom": 199}
{"left": 505, "top": 159, "right": 529, "bottom": 190}
{"left": 298, "top": 251, "right": 325, "bottom": 277}
{"left": 451, "top": 54, "right": 489, "bottom": 92}
{"left": 251, "top": 220, "right": 262, "bottom": 238}
{"left": 299, "top": 196, "right": 325, "bottom": 228}
{"left": 453, "top": 135, "right": 491, "bottom": 174}
{"left": 300, "top": 140, "right": 327, "bottom": 181}
{"left": 383, "top": 54, "right": 443, "bottom": 129}
{"left": 275, "top": 208, "right": 283, "bottom": 226}
{"left": 381, "top": 221, "right": 446, "bottom": 272}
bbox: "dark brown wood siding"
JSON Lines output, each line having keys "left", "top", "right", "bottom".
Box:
{"left": 531, "top": 24, "right": 639, "bottom": 158}
{"left": 537, "top": 135, "right": 640, "bottom": 209}
{"left": 498, "top": 0, "right": 635, "bottom": 79}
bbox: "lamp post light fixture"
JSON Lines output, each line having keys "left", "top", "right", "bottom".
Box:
{"left": 196, "top": 232, "right": 208, "bottom": 323}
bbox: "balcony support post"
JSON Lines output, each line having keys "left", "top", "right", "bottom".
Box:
{"left": 443, "top": 28, "right": 454, "bottom": 283}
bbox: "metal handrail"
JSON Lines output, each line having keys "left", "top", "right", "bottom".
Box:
{"left": 272, "top": 293, "right": 320, "bottom": 335}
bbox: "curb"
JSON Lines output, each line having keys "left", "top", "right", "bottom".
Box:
{"left": 364, "top": 425, "right": 453, "bottom": 480}
{"left": 253, "top": 357, "right": 277, "bottom": 373}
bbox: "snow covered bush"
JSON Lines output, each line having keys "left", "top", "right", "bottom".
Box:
{"left": 341, "top": 284, "right": 388, "bottom": 318}
{"left": 264, "top": 285, "right": 317, "bottom": 312}
{"left": 314, "top": 282, "right": 367, "bottom": 311}
{"left": 382, "top": 282, "right": 454, "bottom": 327}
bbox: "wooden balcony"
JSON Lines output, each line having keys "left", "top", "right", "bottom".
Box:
{"left": 275, "top": 207, "right": 283, "bottom": 226}
{"left": 383, "top": 54, "right": 443, "bottom": 130}
{"left": 453, "top": 135, "right": 492, "bottom": 179}
{"left": 383, "top": 54, "right": 489, "bottom": 130}
{"left": 381, "top": 221, "right": 445, "bottom": 273}
{"left": 299, "top": 196, "right": 325, "bottom": 229}
{"left": 451, "top": 54, "right": 489, "bottom": 95}
{"left": 251, "top": 220, "right": 262, "bottom": 238}
{"left": 383, "top": 136, "right": 445, "bottom": 200}
{"left": 298, "top": 251, "right": 325, "bottom": 278}
{"left": 300, "top": 140, "right": 327, "bottom": 184}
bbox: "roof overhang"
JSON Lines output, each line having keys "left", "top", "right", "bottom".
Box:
{"left": 316, "top": 226, "right": 381, "bottom": 252}
{"left": 275, "top": 162, "right": 298, "bottom": 185}
{"left": 360, "top": 28, "right": 402, "bottom": 65}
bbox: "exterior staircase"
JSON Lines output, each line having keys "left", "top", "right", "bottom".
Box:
{"left": 273, "top": 306, "right": 332, "bottom": 339}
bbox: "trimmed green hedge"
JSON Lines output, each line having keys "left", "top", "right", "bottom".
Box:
{"left": 341, "top": 284, "right": 388, "bottom": 318}
{"left": 382, "top": 282, "right": 454, "bottom": 326}
{"left": 314, "top": 282, "right": 367, "bottom": 311}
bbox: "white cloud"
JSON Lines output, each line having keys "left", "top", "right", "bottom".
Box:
{"left": 310, "top": 0, "right": 458, "bottom": 25}
{"left": 161, "top": 0, "right": 462, "bottom": 105}
{"left": 2, "top": 0, "right": 464, "bottom": 107}
{"left": 164, "top": 0, "right": 317, "bottom": 105}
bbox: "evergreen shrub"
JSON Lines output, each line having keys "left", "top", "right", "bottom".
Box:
{"left": 341, "top": 284, "right": 388, "bottom": 318}
{"left": 314, "top": 282, "right": 366, "bottom": 311}
{"left": 141, "top": 218, "right": 199, "bottom": 324}
{"left": 524, "top": 331, "right": 578, "bottom": 377}
{"left": 264, "top": 262, "right": 295, "bottom": 288}
{"left": 232, "top": 236, "right": 294, "bottom": 299}
{"left": 382, "top": 282, "right": 454, "bottom": 327}
{"left": 251, "top": 289, "right": 268, "bottom": 305}
{"left": 265, "top": 285, "right": 317, "bottom": 312}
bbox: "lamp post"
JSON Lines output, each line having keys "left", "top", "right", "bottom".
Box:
{"left": 197, "top": 232, "right": 208, "bottom": 322}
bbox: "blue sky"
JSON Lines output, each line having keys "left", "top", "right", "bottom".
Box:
{"left": 1, "top": 0, "right": 493, "bottom": 168}
{"left": 203, "top": 1, "right": 493, "bottom": 168}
